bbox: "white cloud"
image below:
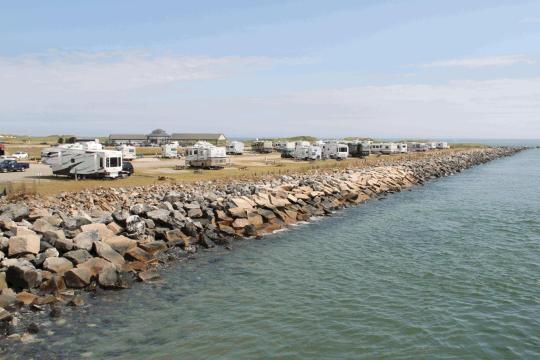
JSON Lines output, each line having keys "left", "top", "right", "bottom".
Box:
{"left": 416, "top": 55, "right": 535, "bottom": 69}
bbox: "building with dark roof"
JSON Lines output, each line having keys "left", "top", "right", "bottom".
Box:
{"left": 171, "top": 133, "right": 227, "bottom": 146}
{"left": 146, "top": 129, "right": 171, "bottom": 145}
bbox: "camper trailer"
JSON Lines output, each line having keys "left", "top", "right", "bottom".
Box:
{"left": 294, "top": 144, "right": 322, "bottom": 161}
{"left": 347, "top": 142, "right": 371, "bottom": 157}
{"left": 41, "top": 145, "right": 123, "bottom": 179}
{"left": 370, "top": 143, "right": 399, "bottom": 154}
{"left": 427, "top": 142, "right": 437, "bottom": 150}
{"left": 116, "top": 144, "right": 136, "bottom": 161}
{"left": 252, "top": 141, "right": 273, "bottom": 153}
{"left": 436, "top": 142, "right": 449, "bottom": 149}
{"left": 161, "top": 143, "right": 178, "bottom": 158}
{"left": 186, "top": 141, "right": 227, "bottom": 169}
{"left": 277, "top": 142, "right": 296, "bottom": 158}
{"left": 226, "top": 141, "right": 245, "bottom": 155}
{"left": 408, "top": 143, "right": 429, "bottom": 152}
{"left": 397, "top": 143, "right": 408, "bottom": 153}
{"left": 322, "top": 141, "right": 349, "bottom": 160}
{"left": 295, "top": 141, "right": 311, "bottom": 148}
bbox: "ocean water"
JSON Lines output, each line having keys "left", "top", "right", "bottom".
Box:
{"left": 10, "top": 148, "right": 540, "bottom": 359}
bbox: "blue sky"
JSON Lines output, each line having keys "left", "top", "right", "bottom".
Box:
{"left": 0, "top": 0, "right": 539, "bottom": 138}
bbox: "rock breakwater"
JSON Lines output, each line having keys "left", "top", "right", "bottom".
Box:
{"left": 0, "top": 147, "right": 523, "bottom": 341}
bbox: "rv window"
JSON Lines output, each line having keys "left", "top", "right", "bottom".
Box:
{"left": 106, "top": 158, "right": 110, "bottom": 167}
{"left": 109, "top": 157, "right": 120, "bottom": 167}
{"left": 100, "top": 158, "right": 103, "bottom": 168}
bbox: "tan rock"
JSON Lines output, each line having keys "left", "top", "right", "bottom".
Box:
{"left": 80, "top": 223, "right": 114, "bottom": 240}
{"left": 232, "top": 218, "right": 250, "bottom": 229}
{"left": 107, "top": 222, "right": 123, "bottom": 235}
{"left": 43, "top": 257, "right": 74, "bottom": 274}
{"left": 8, "top": 235, "right": 40, "bottom": 256}
{"left": 93, "top": 241, "right": 125, "bottom": 268}
{"left": 16, "top": 291, "right": 37, "bottom": 305}
{"left": 102, "top": 236, "right": 136, "bottom": 256}
{"left": 63, "top": 268, "right": 92, "bottom": 288}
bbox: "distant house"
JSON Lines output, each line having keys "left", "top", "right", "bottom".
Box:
{"left": 109, "top": 134, "right": 147, "bottom": 145}
{"left": 171, "top": 133, "right": 227, "bottom": 146}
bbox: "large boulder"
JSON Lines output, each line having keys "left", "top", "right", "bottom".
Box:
{"left": 31, "top": 218, "right": 57, "bottom": 234}
{"left": 112, "top": 209, "right": 130, "bottom": 225}
{"left": 80, "top": 223, "right": 114, "bottom": 240}
{"left": 8, "top": 235, "right": 41, "bottom": 256}
{"left": 93, "top": 241, "right": 125, "bottom": 268}
{"left": 232, "top": 218, "right": 250, "bottom": 229}
{"left": 73, "top": 230, "right": 100, "bottom": 251}
{"left": 97, "top": 267, "right": 123, "bottom": 289}
{"left": 63, "top": 249, "right": 93, "bottom": 265}
{"left": 187, "top": 208, "right": 203, "bottom": 218}
{"left": 102, "top": 236, "right": 137, "bottom": 256}
{"left": 146, "top": 209, "right": 170, "bottom": 224}
{"left": 6, "top": 262, "right": 42, "bottom": 289}
{"left": 77, "top": 257, "right": 115, "bottom": 277}
{"left": 125, "top": 215, "right": 145, "bottom": 236}
{"left": 43, "top": 257, "right": 73, "bottom": 274}
{"left": 0, "top": 203, "right": 29, "bottom": 221}
{"left": 63, "top": 268, "right": 92, "bottom": 288}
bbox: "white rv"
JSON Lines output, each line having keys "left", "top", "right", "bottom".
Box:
{"left": 116, "top": 144, "right": 136, "bottom": 161}
{"left": 408, "top": 143, "right": 429, "bottom": 152}
{"left": 427, "top": 142, "right": 437, "bottom": 150}
{"left": 161, "top": 143, "right": 178, "bottom": 158}
{"left": 295, "top": 141, "right": 311, "bottom": 148}
{"left": 186, "top": 141, "right": 227, "bottom": 169}
{"left": 41, "top": 145, "right": 123, "bottom": 179}
{"left": 226, "top": 141, "right": 245, "bottom": 155}
{"left": 252, "top": 141, "right": 273, "bottom": 153}
{"left": 436, "top": 142, "right": 449, "bottom": 149}
{"left": 397, "top": 143, "right": 408, "bottom": 153}
{"left": 322, "top": 141, "right": 349, "bottom": 160}
{"left": 277, "top": 142, "right": 296, "bottom": 158}
{"left": 294, "top": 144, "right": 322, "bottom": 161}
{"left": 370, "top": 143, "right": 399, "bottom": 154}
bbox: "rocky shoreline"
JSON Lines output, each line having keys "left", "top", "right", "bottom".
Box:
{"left": 0, "top": 147, "right": 524, "bottom": 343}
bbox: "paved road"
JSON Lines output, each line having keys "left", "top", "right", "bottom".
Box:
{"left": 0, "top": 163, "right": 52, "bottom": 184}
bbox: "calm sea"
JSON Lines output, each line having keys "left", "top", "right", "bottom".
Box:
{"left": 9, "top": 146, "right": 540, "bottom": 359}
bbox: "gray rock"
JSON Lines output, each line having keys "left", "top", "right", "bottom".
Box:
{"left": 112, "top": 209, "right": 130, "bottom": 225}
{"left": 54, "top": 237, "right": 74, "bottom": 252}
{"left": 63, "top": 268, "right": 92, "bottom": 288}
{"left": 146, "top": 209, "right": 170, "bottom": 224}
{"left": 0, "top": 203, "right": 29, "bottom": 221}
{"left": 125, "top": 215, "right": 145, "bottom": 236}
{"left": 42, "top": 229, "right": 65, "bottom": 245}
{"left": 31, "top": 218, "right": 57, "bottom": 234}
{"left": 63, "top": 249, "right": 93, "bottom": 265}
{"left": 73, "top": 230, "right": 100, "bottom": 251}
{"left": 6, "top": 262, "right": 42, "bottom": 289}
{"left": 93, "top": 241, "right": 125, "bottom": 268}
{"left": 97, "top": 267, "right": 121, "bottom": 289}
{"left": 43, "top": 257, "right": 73, "bottom": 274}
{"left": 187, "top": 208, "right": 203, "bottom": 218}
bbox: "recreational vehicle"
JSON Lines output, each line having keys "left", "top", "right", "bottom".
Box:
{"left": 427, "top": 142, "right": 438, "bottom": 149}
{"left": 161, "top": 143, "right": 178, "bottom": 158}
{"left": 397, "top": 143, "right": 408, "bottom": 153}
{"left": 322, "top": 141, "right": 349, "bottom": 160}
{"left": 185, "top": 141, "right": 227, "bottom": 169}
{"left": 277, "top": 142, "right": 296, "bottom": 158}
{"left": 370, "top": 143, "right": 399, "bottom": 154}
{"left": 347, "top": 142, "right": 371, "bottom": 157}
{"left": 294, "top": 144, "right": 322, "bottom": 161}
{"left": 116, "top": 144, "right": 136, "bottom": 161}
{"left": 41, "top": 146, "right": 123, "bottom": 179}
{"left": 226, "top": 141, "right": 245, "bottom": 155}
{"left": 295, "top": 141, "right": 311, "bottom": 148}
{"left": 436, "top": 142, "right": 449, "bottom": 149}
{"left": 252, "top": 141, "right": 273, "bottom": 153}
{"left": 408, "top": 143, "right": 429, "bottom": 152}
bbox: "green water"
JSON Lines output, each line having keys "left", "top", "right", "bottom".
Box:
{"left": 10, "top": 149, "right": 540, "bottom": 359}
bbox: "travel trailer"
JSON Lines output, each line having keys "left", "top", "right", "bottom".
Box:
{"left": 185, "top": 141, "right": 227, "bottom": 169}
{"left": 370, "top": 143, "right": 399, "bottom": 154}
{"left": 41, "top": 144, "right": 123, "bottom": 179}
{"left": 226, "top": 141, "right": 245, "bottom": 155}
{"left": 322, "top": 141, "right": 349, "bottom": 160}
{"left": 277, "top": 142, "right": 296, "bottom": 158}
{"left": 116, "top": 144, "right": 136, "bottom": 161}
{"left": 436, "top": 142, "right": 449, "bottom": 149}
{"left": 295, "top": 141, "right": 311, "bottom": 148}
{"left": 427, "top": 142, "right": 438, "bottom": 149}
{"left": 294, "top": 144, "right": 322, "bottom": 161}
{"left": 347, "top": 142, "right": 371, "bottom": 157}
{"left": 408, "top": 143, "right": 429, "bottom": 152}
{"left": 252, "top": 141, "right": 273, "bottom": 153}
{"left": 161, "top": 143, "right": 178, "bottom": 158}
{"left": 397, "top": 143, "right": 408, "bottom": 153}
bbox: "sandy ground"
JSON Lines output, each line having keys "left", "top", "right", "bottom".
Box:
{"left": 0, "top": 163, "right": 52, "bottom": 183}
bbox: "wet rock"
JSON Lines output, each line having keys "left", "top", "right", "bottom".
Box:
{"left": 27, "top": 322, "right": 40, "bottom": 334}
{"left": 63, "top": 268, "right": 92, "bottom": 288}
{"left": 97, "top": 267, "right": 121, "bottom": 289}
{"left": 198, "top": 235, "right": 215, "bottom": 249}
{"left": 43, "top": 257, "right": 73, "bottom": 274}
{"left": 243, "top": 224, "right": 257, "bottom": 237}
{"left": 93, "top": 241, "right": 125, "bottom": 268}
{"left": 68, "top": 295, "right": 85, "bottom": 307}
{"left": 0, "top": 307, "right": 12, "bottom": 322}
{"left": 63, "top": 249, "right": 93, "bottom": 265}
{"left": 137, "top": 271, "right": 161, "bottom": 282}
{"left": 16, "top": 291, "right": 38, "bottom": 305}
{"left": 183, "top": 223, "right": 198, "bottom": 237}
{"left": 40, "top": 275, "right": 66, "bottom": 293}
{"left": 8, "top": 234, "right": 41, "bottom": 256}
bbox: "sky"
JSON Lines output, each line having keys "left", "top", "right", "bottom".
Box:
{"left": 0, "top": 0, "right": 539, "bottom": 139}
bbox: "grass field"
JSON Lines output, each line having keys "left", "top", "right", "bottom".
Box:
{"left": 1, "top": 148, "right": 473, "bottom": 197}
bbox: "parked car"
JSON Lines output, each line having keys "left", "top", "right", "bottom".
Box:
{"left": 11, "top": 152, "right": 29, "bottom": 160}
{"left": 0, "top": 159, "right": 30, "bottom": 172}
{"left": 120, "top": 161, "right": 134, "bottom": 177}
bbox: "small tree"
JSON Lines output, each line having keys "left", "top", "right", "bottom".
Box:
{"left": 66, "top": 137, "right": 77, "bottom": 144}
{"left": 57, "top": 137, "right": 64, "bottom": 144}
